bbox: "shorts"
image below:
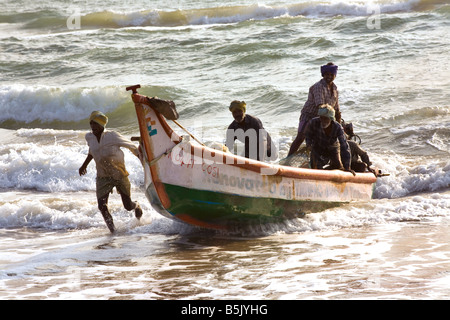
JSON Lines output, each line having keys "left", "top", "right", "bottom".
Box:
{"left": 297, "top": 113, "right": 314, "bottom": 134}
{"left": 96, "top": 176, "right": 131, "bottom": 199}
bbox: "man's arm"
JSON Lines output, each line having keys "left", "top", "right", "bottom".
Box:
{"left": 354, "top": 143, "right": 372, "bottom": 166}
{"left": 225, "top": 124, "right": 237, "bottom": 154}
{"left": 354, "top": 143, "right": 374, "bottom": 173}
{"left": 79, "top": 154, "right": 93, "bottom": 176}
{"left": 304, "top": 119, "right": 315, "bottom": 149}
{"left": 337, "top": 133, "right": 355, "bottom": 175}
{"left": 113, "top": 132, "right": 139, "bottom": 157}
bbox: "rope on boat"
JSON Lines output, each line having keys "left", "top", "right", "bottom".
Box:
{"left": 172, "top": 119, "right": 205, "bottom": 146}
{"left": 147, "top": 137, "right": 183, "bottom": 167}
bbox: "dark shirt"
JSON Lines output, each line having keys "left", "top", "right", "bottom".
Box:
{"left": 226, "top": 114, "right": 274, "bottom": 161}
{"left": 305, "top": 117, "right": 351, "bottom": 169}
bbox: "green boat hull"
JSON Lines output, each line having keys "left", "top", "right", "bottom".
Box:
{"left": 146, "top": 182, "right": 342, "bottom": 229}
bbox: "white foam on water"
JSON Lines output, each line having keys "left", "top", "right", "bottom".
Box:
{"left": 1, "top": 126, "right": 448, "bottom": 232}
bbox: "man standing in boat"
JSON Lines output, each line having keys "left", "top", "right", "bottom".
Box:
{"left": 305, "top": 105, "right": 354, "bottom": 175}
{"left": 78, "top": 111, "right": 143, "bottom": 233}
{"left": 288, "top": 62, "right": 341, "bottom": 156}
{"left": 226, "top": 100, "right": 277, "bottom": 162}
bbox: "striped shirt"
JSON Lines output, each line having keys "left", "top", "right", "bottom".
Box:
{"left": 300, "top": 79, "right": 339, "bottom": 121}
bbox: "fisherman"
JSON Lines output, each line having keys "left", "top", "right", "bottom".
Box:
{"left": 347, "top": 140, "right": 374, "bottom": 173}
{"left": 226, "top": 100, "right": 277, "bottom": 161}
{"left": 78, "top": 111, "right": 143, "bottom": 233}
{"left": 288, "top": 62, "right": 341, "bottom": 156}
{"left": 342, "top": 122, "right": 375, "bottom": 173}
{"left": 305, "top": 105, "right": 354, "bottom": 175}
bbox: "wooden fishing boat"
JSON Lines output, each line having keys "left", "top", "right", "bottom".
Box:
{"left": 127, "top": 85, "right": 377, "bottom": 230}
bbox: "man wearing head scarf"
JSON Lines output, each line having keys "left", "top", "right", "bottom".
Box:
{"left": 288, "top": 62, "right": 341, "bottom": 156}
{"left": 79, "top": 111, "right": 143, "bottom": 233}
{"left": 226, "top": 100, "right": 277, "bottom": 161}
{"left": 304, "top": 105, "right": 354, "bottom": 175}
{"left": 343, "top": 122, "right": 374, "bottom": 174}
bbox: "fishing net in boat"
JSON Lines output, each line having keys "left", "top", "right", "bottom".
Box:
{"left": 278, "top": 146, "right": 310, "bottom": 168}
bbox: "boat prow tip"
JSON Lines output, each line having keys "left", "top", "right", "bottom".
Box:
{"left": 126, "top": 84, "right": 141, "bottom": 94}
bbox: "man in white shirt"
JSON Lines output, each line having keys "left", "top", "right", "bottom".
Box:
{"left": 79, "top": 111, "right": 142, "bottom": 233}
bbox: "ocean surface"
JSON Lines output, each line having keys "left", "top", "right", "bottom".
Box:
{"left": 0, "top": 0, "right": 449, "bottom": 300}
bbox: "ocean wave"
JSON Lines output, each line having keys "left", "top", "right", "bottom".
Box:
{"left": 75, "top": 1, "right": 449, "bottom": 28}
{"left": 378, "top": 105, "right": 450, "bottom": 123}
{"left": 0, "top": 84, "right": 128, "bottom": 125}
{"left": 0, "top": 191, "right": 158, "bottom": 230}
{"left": 4, "top": 0, "right": 447, "bottom": 31}
{"left": 373, "top": 154, "right": 450, "bottom": 199}
{"left": 0, "top": 130, "right": 448, "bottom": 232}
{"left": 0, "top": 84, "right": 189, "bottom": 128}
{"left": 1, "top": 128, "right": 448, "bottom": 199}
{"left": 296, "top": 192, "right": 450, "bottom": 233}
{"left": 0, "top": 130, "right": 144, "bottom": 193}
{"left": 1, "top": 186, "right": 448, "bottom": 232}
{"left": 0, "top": 194, "right": 99, "bottom": 230}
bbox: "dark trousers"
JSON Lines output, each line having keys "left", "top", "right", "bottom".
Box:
{"left": 310, "top": 146, "right": 344, "bottom": 170}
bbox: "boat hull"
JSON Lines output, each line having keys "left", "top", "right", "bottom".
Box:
{"left": 145, "top": 182, "right": 343, "bottom": 229}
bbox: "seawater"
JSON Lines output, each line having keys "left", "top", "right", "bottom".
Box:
{"left": 0, "top": 0, "right": 449, "bottom": 300}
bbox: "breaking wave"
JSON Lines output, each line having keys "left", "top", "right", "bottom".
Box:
{"left": 3, "top": 0, "right": 447, "bottom": 31}
{"left": 0, "top": 84, "right": 181, "bottom": 130}
{"left": 0, "top": 84, "right": 127, "bottom": 125}
{"left": 72, "top": 0, "right": 449, "bottom": 28}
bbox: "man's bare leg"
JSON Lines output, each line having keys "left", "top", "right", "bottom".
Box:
{"left": 98, "top": 195, "right": 115, "bottom": 233}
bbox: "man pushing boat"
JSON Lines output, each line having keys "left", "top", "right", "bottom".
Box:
{"left": 226, "top": 100, "right": 277, "bottom": 162}
{"left": 78, "top": 111, "right": 143, "bottom": 233}
{"left": 305, "top": 105, "right": 355, "bottom": 175}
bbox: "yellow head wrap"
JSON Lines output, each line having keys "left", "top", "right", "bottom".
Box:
{"left": 89, "top": 111, "right": 108, "bottom": 127}
{"left": 229, "top": 100, "right": 246, "bottom": 113}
